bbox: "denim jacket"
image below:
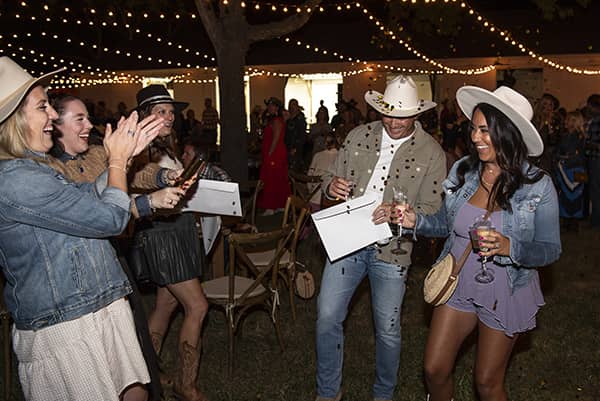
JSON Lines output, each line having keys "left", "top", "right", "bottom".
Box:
{"left": 415, "top": 156, "right": 561, "bottom": 291}
{"left": 0, "top": 157, "right": 132, "bottom": 330}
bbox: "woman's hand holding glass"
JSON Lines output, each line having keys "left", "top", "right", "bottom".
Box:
{"left": 477, "top": 229, "right": 509, "bottom": 258}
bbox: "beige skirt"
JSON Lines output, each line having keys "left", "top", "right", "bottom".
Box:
{"left": 12, "top": 298, "right": 150, "bottom": 401}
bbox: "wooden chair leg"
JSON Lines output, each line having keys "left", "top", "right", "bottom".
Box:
{"left": 228, "top": 316, "right": 234, "bottom": 378}
{"left": 288, "top": 271, "right": 297, "bottom": 321}
{"left": 273, "top": 306, "right": 284, "bottom": 352}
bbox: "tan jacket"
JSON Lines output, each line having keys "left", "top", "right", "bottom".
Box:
{"left": 62, "top": 145, "right": 163, "bottom": 218}
{"left": 321, "top": 120, "right": 447, "bottom": 266}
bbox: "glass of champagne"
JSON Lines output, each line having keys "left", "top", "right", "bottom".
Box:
{"left": 391, "top": 186, "right": 408, "bottom": 255}
{"left": 469, "top": 215, "right": 496, "bottom": 284}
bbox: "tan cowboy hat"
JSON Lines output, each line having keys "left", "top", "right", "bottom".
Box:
{"left": 364, "top": 75, "right": 436, "bottom": 118}
{"left": 0, "top": 56, "right": 65, "bottom": 124}
{"left": 456, "top": 85, "right": 543, "bottom": 157}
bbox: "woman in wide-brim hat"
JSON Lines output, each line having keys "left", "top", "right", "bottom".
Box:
{"left": 131, "top": 84, "right": 212, "bottom": 401}
{"left": 0, "top": 56, "right": 162, "bottom": 401}
{"left": 400, "top": 85, "right": 560, "bottom": 401}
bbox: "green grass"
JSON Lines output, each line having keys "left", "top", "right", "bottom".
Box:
{"left": 1, "top": 220, "right": 599, "bottom": 400}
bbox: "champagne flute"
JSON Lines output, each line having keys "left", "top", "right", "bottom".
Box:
{"left": 391, "top": 186, "right": 408, "bottom": 255}
{"left": 469, "top": 216, "right": 496, "bottom": 284}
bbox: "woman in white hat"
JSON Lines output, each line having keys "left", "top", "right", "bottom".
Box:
{"left": 401, "top": 85, "right": 561, "bottom": 401}
{"left": 0, "top": 56, "right": 162, "bottom": 401}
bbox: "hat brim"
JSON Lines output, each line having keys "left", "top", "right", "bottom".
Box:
{"left": 456, "top": 86, "right": 543, "bottom": 157}
{"left": 0, "top": 67, "right": 65, "bottom": 124}
{"left": 136, "top": 100, "right": 189, "bottom": 113}
{"left": 364, "top": 90, "right": 436, "bottom": 118}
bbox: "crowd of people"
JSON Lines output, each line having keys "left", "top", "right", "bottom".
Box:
{"left": 3, "top": 51, "right": 600, "bottom": 401}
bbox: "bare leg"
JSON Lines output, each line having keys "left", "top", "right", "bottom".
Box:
{"left": 147, "top": 286, "right": 179, "bottom": 347}
{"left": 166, "top": 279, "right": 210, "bottom": 401}
{"left": 474, "top": 322, "right": 518, "bottom": 401}
{"left": 165, "top": 279, "right": 209, "bottom": 348}
{"left": 121, "top": 383, "right": 148, "bottom": 401}
{"left": 424, "top": 305, "right": 478, "bottom": 401}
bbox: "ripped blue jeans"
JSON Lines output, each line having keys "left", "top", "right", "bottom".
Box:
{"left": 316, "top": 246, "right": 407, "bottom": 400}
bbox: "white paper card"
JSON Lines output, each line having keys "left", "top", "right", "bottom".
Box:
{"left": 200, "top": 216, "right": 221, "bottom": 254}
{"left": 311, "top": 192, "right": 392, "bottom": 261}
{"left": 182, "top": 179, "right": 242, "bottom": 217}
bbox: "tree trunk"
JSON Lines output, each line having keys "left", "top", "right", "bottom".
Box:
{"left": 216, "top": 44, "right": 249, "bottom": 187}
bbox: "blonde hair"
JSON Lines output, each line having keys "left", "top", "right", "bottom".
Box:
{"left": 566, "top": 110, "right": 584, "bottom": 134}
{"left": 0, "top": 105, "right": 31, "bottom": 160}
{"left": 0, "top": 90, "right": 67, "bottom": 173}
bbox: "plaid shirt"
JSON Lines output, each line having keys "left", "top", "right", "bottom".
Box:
{"left": 587, "top": 115, "right": 600, "bottom": 144}
{"left": 202, "top": 107, "right": 219, "bottom": 130}
{"left": 200, "top": 162, "right": 231, "bottom": 182}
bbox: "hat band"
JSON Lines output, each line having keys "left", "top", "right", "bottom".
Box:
{"left": 139, "top": 94, "right": 175, "bottom": 106}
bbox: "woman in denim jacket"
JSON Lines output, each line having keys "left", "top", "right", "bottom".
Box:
{"left": 0, "top": 57, "right": 163, "bottom": 401}
{"left": 401, "top": 86, "right": 561, "bottom": 401}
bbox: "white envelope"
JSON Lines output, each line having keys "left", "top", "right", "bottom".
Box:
{"left": 311, "top": 192, "right": 392, "bottom": 262}
{"left": 182, "top": 179, "right": 242, "bottom": 217}
{"left": 200, "top": 216, "right": 221, "bottom": 254}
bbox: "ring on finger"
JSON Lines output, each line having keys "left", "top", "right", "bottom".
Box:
{"left": 169, "top": 199, "right": 173, "bottom": 205}
{"left": 127, "top": 129, "right": 135, "bottom": 136}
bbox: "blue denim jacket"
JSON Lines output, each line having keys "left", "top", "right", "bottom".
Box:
{"left": 0, "top": 158, "right": 132, "bottom": 330}
{"left": 415, "top": 157, "right": 561, "bottom": 291}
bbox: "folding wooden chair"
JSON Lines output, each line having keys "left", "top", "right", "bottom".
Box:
{"left": 202, "top": 225, "right": 294, "bottom": 376}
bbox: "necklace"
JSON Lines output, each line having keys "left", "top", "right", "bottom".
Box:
{"left": 481, "top": 175, "right": 495, "bottom": 187}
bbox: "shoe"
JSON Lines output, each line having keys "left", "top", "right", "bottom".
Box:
{"left": 261, "top": 209, "right": 275, "bottom": 216}
{"left": 315, "top": 390, "right": 342, "bottom": 401}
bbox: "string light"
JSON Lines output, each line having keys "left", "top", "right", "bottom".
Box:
{"left": 11, "top": 0, "right": 599, "bottom": 78}
{"left": 12, "top": 4, "right": 217, "bottom": 66}
{"left": 239, "top": 0, "right": 600, "bottom": 75}
{"left": 282, "top": 37, "right": 494, "bottom": 75}
{"left": 455, "top": 0, "right": 600, "bottom": 75}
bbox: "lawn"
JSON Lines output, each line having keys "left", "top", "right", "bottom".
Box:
{"left": 1, "top": 219, "right": 599, "bottom": 401}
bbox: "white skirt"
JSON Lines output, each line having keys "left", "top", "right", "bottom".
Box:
{"left": 12, "top": 298, "right": 150, "bottom": 401}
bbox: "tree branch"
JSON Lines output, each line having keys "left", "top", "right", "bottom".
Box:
{"left": 247, "top": 0, "right": 321, "bottom": 43}
{"left": 194, "top": 0, "right": 219, "bottom": 44}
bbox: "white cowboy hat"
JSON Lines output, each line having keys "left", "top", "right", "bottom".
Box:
{"left": 364, "top": 75, "right": 436, "bottom": 118}
{"left": 0, "top": 56, "right": 65, "bottom": 124}
{"left": 456, "top": 85, "right": 543, "bottom": 157}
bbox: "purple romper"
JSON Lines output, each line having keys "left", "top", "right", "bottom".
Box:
{"left": 446, "top": 202, "right": 545, "bottom": 337}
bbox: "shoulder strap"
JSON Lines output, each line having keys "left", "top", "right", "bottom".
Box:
{"left": 452, "top": 209, "right": 493, "bottom": 275}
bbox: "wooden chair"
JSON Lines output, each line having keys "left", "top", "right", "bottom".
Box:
{"left": 202, "top": 225, "right": 294, "bottom": 376}
{"left": 288, "top": 171, "right": 322, "bottom": 204}
{"left": 242, "top": 179, "right": 263, "bottom": 227}
{"left": 0, "top": 275, "right": 11, "bottom": 401}
{"left": 247, "top": 195, "right": 310, "bottom": 321}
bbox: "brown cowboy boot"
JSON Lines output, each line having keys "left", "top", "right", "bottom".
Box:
{"left": 173, "top": 341, "right": 210, "bottom": 401}
{"left": 150, "top": 331, "right": 173, "bottom": 388}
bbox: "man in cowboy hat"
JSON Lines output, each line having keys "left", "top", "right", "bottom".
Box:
{"left": 315, "top": 75, "right": 447, "bottom": 401}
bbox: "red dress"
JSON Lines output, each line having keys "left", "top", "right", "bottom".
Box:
{"left": 257, "top": 116, "right": 291, "bottom": 209}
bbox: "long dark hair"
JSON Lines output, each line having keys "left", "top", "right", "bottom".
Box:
{"left": 452, "top": 103, "right": 544, "bottom": 212}
{"left": 48, "top": 93, "right": 80, "bottom": 158}
{"left": 138, "top": 102, "right": 177, "bottom": 160}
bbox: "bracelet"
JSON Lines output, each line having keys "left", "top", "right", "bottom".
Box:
{"left": 108, "top": 164, "right": 127, "bottom": 172}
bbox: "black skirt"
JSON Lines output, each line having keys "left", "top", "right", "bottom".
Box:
{"left": 130, "top": 213, "right": 204, "bottom": 286}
